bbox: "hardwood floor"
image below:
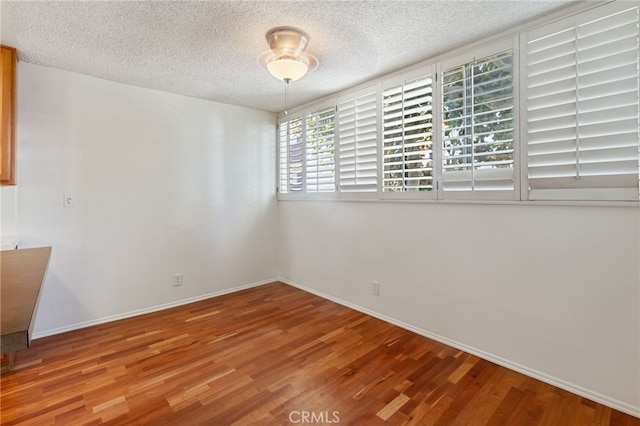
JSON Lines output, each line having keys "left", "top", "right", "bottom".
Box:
{"left": 1, "top": 282, "right": 638, "bottom": 425}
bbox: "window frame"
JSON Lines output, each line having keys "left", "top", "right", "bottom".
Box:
{"left": 438, "top": 37, "right": 520, "bottom": 201}
{"left": 380, "top": 65, "right": 437, "bottom": 201}
{"left": 276, "top": 1, "right": 639, "bottom": 206}
{"left": 305, "top": 105, "right": 337, "bottom": 195}
{"left": 337, "top": 85, "right": 380, "bottom": 200}
{"left": 277, "top": 100, "right": 338, "bottom": 200}
{"left": 277, "top": 111, "right": 304, "bottom": 198}
{"left": 521, "top": 1, "right": 639, "bottom": 202}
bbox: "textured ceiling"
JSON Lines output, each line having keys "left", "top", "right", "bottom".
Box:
{"left": 5, "top": 0, "right": 581, "bottom": 113}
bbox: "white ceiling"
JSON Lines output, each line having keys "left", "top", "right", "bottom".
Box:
{"left": 5, "top": 0, "right": 581, "bottom": 113}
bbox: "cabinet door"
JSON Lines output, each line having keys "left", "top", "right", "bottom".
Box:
{"left": 1, "top": 45, "right": 16, "bottom": 185}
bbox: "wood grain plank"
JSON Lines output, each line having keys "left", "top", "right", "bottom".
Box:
{"left": 1, "top": 282, "right": 638, "bottom": 425}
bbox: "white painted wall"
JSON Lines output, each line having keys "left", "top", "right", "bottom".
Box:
{"left": 278, "top": 200, "right": 640, "bottom": 415}
{"left": 1, "top": 186, "right": 17, "bottom": 236}
{"left": 15, "top": 63, "right": 277, "bottom": 336}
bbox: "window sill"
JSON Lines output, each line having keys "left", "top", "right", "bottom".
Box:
{"left": 277, "top": 196, "right": 639, "bottom": 208}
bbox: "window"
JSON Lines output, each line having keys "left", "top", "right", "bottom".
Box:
{"left": 306, "top": 107, "right": 336, "bottom": 193}
{"left": 278, "top": 115, "right": 304, "bottom": 194}
{"left": 441, "top": 47, "right": 516, "bottom": 199}
{"left": 337, "top": 87, "right": 378, "bottom": 195}
{"left": 382, "top": 72, "right": 435, "bottom": 198}
{"left": 525, "top": 1, "right": 639, "bottom": 201}
{"left": 277, "top": 1, "right": 640, "bottom": 204}
{"left": 278, "top": 105, "right": 336, "bottom": 197}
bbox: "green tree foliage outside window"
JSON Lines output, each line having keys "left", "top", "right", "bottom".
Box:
{"left": 442, "top": 51, "right": 514, "bottom": 176}
{"left": 306, "top": 108, "right": 336, "bottom": 193}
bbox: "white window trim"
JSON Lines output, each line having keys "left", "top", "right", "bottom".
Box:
{"left": 277, "top": 101, "right": 338, "bottom": 200}
{"left": 380, "top": 65, "right": 437, "bottom": 201}
{"left": 337, "top": 84, "right": 379, "bottom": 200}
{"left": 276, "top": 1, "right": 639, "bottom": 207}
{"left": 438, "top": 37, "right": 520, "bottom": 202}
{"left": 277, "top": 111, "right": 305, "bottom": 199}
{"left": 521, "top": 0, "right": 639, "bottom": 202}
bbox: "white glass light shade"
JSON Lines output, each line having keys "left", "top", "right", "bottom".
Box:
{"left": 267, "top": 56, "right": 309, "bottom": 82}
{"left": 259, "top": 26, "right": 318, "bottom": 83}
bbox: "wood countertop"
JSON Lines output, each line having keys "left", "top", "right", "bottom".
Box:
{"left": 1, "top": 246, "right": 51, "bottom": 354}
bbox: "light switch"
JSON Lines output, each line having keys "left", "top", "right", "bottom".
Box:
{"left": 63, "top": 194, "right": 75, "bottom": 207}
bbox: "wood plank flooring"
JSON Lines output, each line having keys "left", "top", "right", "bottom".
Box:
{"left": 1, "top": 282, "right": 638, "bottom": 425}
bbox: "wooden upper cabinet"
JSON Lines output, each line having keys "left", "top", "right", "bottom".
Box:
{"left": 1, "top": 45, "right": 17, "bottom": 185}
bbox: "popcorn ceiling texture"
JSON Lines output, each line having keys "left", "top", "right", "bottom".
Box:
{"left": 6, "top": 0, "right": 577, "bottom": 113}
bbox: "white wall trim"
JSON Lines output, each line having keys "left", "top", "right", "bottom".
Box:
{"left": 32, "top": 278, "right": 278, "bottom": 340}
{"left": 279, "top": 278, "right": 640, "bottom": 419}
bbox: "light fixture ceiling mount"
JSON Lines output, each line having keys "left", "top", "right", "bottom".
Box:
{"left": 259, "top": 26, "right": 318, "bottom": 83}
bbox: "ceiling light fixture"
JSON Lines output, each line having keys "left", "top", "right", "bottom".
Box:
{"left": 259, "top": 26, "right": 318, "bottom": 114}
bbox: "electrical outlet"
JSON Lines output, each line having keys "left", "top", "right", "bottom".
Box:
{"left": 372, "top": 281, "right": 380, "bottom": 296}
{"left": 173, "top": 273, "right": 183, "bottom": 287}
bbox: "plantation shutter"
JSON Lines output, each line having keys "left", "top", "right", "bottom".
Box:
{"left": 305, "top": 107, "right": 336, "bottom": 193}
{"left": 338, "top": 87, "right": 378, "bottom": 194}
{"left": 382, "top": 72, "right": 435, "bottom": 197}
{"left": 525, "top": 2, "right": 639, "bottom": 201}
{"left": 441, "top": 47, "right": 515, "bottom": 199}
{"left": 278, "top": 115, "right": 304, "bottom": 194}
{"left": 278, "top": 120, "right": 289, "bottom": 193}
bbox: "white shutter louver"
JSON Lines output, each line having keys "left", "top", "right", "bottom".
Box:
{"left": 382, "top": 75, "right": 434, "bottom": 194}
{"left": 278, "top": 116, "right": 304, "bottom": 194}
{"left": 526, "top": 2, "right": 639, "bottom": 201}
{"left": 306, "top": 107, "right": 336, "bottom": 193}
{"left": 441, "top": 50, "right": 515, "bottom": 196}
{"left": 338, "top": 88, "right": 378, "bottom": 194}
{"left": 278, "top": 121, "right": 289, "bottom": 193}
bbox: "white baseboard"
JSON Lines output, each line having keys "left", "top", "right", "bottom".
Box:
{"left": 279, "top": 278, "right": 640, "bottom": 419}
{"left": 32, "top": 278, "right": 277, "bottom": 340}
